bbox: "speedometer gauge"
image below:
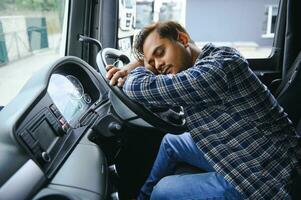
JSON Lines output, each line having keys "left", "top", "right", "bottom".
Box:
{"left": 66, "top": 75, "right": 84, "bottom": 99}
{"left": 48, "top": 73, "right": 93, "bottom": 124}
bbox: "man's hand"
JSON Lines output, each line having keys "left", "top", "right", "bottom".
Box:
{"left": 106, "top": 59, "right": 159, "bottom": 87}
{"left": 106, "top": 60, "right": 142, "bottom": 87}
{"left": 144, "top": 63, "right": 158, "bottom": 74}
{"left": 106, "top": 65, "right": 128, "bottom": 87}
{"left": 144, "top": 58, "right": 159, "bottom": 74}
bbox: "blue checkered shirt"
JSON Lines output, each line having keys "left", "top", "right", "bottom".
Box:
{"left": 123, "top": 44, "right": 299, "bottom": 199}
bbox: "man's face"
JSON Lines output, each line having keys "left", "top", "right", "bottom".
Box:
{"left": 142, "top": 30, "right": 192, "bottom": 75}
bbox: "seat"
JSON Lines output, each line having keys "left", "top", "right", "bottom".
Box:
{"left": 276, "top": 51, "right": 301, "bottom": 126}
{"left": 275, "top": 52, "right": 301, "bottom": 199}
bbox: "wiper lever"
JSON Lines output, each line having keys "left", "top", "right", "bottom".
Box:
{"left": 78, "top": 34, "right": 102, "bottom": 51}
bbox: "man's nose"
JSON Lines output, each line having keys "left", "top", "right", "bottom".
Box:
{"left": 155, "top": 59, "right": 164, "bottom": 72}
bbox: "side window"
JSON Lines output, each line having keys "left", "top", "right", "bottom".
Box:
{"left": 118, "top": 0, "right": 280, "bottom": 60}
{"left": 0, "top": 0, "right": 67, "bottom": 106}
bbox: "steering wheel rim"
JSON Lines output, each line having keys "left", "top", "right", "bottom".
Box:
{"left": 96, "top": 48, "right": 186, "bottom": 134}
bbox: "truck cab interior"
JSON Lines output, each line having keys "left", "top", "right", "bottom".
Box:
{"left": 0, "top": 0, "right": 300, "bottom": 199}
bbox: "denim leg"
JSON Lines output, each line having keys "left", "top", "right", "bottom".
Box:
{"left": 138, "top": 132, "right": 214, "bottom": 200}
{"left": 150, "top": 173, "right": 243, "bottom": 200}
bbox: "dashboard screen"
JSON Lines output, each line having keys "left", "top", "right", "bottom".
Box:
{"left": 48, "top": 74, "right": 93, "bottom": 123}
{"left": 33, "top": 120, "right": 57, "bottom": 151}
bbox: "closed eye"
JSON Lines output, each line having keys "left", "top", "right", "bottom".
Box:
{"left": 155, "top": 47, "right": 165, "bottom": 57}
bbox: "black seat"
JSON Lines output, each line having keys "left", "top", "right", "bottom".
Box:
{"left": 275, "top": 52, "right": 301, "bottom": 199}
{"left": 276, "top": 51, "right": 301, "bottom": 126}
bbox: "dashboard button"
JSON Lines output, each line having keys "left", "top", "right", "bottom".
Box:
{"left": 58, "top": 117, "right": 70, "bottom": 133}
{"left": 50, "top": 104, "right": 62, "bottom": 118}
{"left": 20, "top": 131, "right": 36, "bottom": 149}
{"left": 62, "top": 123, "right": 70, "bottom": 132}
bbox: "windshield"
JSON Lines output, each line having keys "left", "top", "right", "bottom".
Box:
{"left": 0, "top": 0, "right": 67, "bottom": 106}
{"left": 118, "top": 0, "right": 280, "bottom": 61}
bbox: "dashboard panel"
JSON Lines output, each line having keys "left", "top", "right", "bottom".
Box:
{"left": 0, "top": 56, "right": 110, "bottom": 199}
{"left": 14, "top": 60, "right": 103, "bottom": 176}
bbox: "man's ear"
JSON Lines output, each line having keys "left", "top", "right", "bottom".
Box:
{"left": 177, "top": 32, "right": 189, "bottom": 47}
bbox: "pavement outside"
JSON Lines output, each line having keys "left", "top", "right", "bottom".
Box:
{"left": 0, "top": 49, "right": 60, "bottom": 106}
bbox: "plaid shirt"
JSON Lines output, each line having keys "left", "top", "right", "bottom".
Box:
{"left": 123, "top": 44, "right": 299, "bottom": 199}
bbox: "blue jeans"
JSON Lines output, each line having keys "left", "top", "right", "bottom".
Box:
{"left": 138, "top": 132, "right": 243, "bottom": 200}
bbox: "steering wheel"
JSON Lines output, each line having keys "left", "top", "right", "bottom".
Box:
{"left": 96, "top": 48, "right": 186, "bottom": 134}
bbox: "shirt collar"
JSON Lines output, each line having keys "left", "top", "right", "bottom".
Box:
{"left": 197, "top": 43, "right": 216, "bottom": 60}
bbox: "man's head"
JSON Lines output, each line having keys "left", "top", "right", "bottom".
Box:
{"left": 133, "top": 21, "right": 196, "bottom": 74}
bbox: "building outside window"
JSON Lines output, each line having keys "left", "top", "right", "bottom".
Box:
{"left": 136, "top": 0, "right": 154, "bottom": 29}
{"left": 131, "top": 0, "right": 280, "bottom": 59}
{"left": 262, "top": 5, "right": 278, "bottom": 38}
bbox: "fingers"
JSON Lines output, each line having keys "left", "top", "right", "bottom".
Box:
{"left": 110, "top": 70, "right": 128, "bottom": 86}
{"left": 106, "top": 65, "right": 128, "bottom": 86}
{"left": 143, "top": 60, "right": 158, "bottom": 74}
{"left": 145, "top": 65, "right": 159, "bottom": 74}
{"left": 106, "top": 66, "right": 120, "bottom": 79}
{"left": 106, "top": 65, "right": 115, "bottom": 71}
{"left": 117, "top": 77, "right": 126, "bottom": 87}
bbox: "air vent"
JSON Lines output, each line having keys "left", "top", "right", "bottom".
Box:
{"left": 80, "top": 110, "right": 99, "bottom": 126}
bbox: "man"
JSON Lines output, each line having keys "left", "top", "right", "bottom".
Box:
{"left": 106, "top": 21, "right": 300, "bottom": 199}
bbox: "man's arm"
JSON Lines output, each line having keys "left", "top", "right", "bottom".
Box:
{"left": 106, "top": 59, "right": 158, "bottom": 86}
{"left": 122, "top": 47, "right": 250, "bottom": 107}
{"left": 123, "top": 61, "right": 229, "bottom": 107}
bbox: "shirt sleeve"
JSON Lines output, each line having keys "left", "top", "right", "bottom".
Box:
{"left": 122, "top": 59, "right": 229, "bottom": 107}
{"left": 122, "top": 45, "right": 250, "bottom": 107}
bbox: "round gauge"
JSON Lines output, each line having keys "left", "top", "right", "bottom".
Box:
{"left": 83, "top": 93, "right": 92, "bottom": 104}
{"left": 66, "top": 75, "right": 84, "bottom": 99}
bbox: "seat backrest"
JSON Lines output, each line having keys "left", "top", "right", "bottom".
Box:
{"left": 276, "top": 51, "right": 301, "bottom": 126}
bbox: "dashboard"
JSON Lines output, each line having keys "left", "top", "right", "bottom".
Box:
{"left": 0, "top": 52, "right": 173, "bottom": 200}
{"left": 0, "top": 56, "right": 110, "bottom": 200}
